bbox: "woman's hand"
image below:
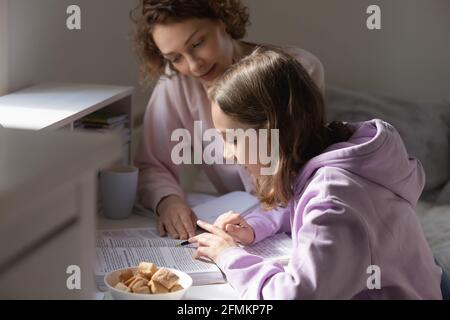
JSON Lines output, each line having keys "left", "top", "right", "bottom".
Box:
{"left": 189, "top": 220, "right": 239, "bottom": 263}
{"left": 156, "top": 195, "right": 198, "bottom": 239}
{"left": 213, "top": 211, "right": 255, "bottom": 245}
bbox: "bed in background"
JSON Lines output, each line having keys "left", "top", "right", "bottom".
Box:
{"left": 326, "top": 86, "right": 450, "bottom": 273}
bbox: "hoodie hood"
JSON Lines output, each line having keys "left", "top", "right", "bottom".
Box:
{"left": 295, "top": 119, "right": 425, "bottom": 206}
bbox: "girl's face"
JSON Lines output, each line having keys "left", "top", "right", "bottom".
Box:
{"left": 211, "top": 102, "right": 262, "bottom": 176}
{"left": 152, "top": 18, "right": 235, "bottom": 87}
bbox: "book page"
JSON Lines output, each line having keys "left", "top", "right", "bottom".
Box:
{"left": 192, "top": 191, "right": 260, "bottom": 224}
{"left": 95, "top": 228, "right": 220, "bottom": 275}
{"left": 244, "top": 233, "right": 292, "bottom": 264}
{"left": 133, "top": 191, "right": 258, "bottom": 221}
{"left": 96, "top": 228, "right": 181, "bottom": 248}
{"left": 185, "top": 192, "right": 219, "bottom": 208}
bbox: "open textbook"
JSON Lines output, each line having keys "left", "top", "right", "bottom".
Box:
{"left": 95, "top": 191, "right": 291, "bottom": 289}
{"left": 95, "top": 228, "right": 292, "bottom": 289}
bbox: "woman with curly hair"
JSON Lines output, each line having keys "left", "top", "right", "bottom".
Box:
{"left": 131, "top": 0, "right": 324, "bottom": 240}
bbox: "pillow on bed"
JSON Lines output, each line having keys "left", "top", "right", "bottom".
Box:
{"left": 436, "top": 180, "right": 450, "bottom": 205}
{"left": 325, "top": 86, "right": 449, "bottom": 192}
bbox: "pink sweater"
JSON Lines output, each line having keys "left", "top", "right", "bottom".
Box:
{"left": 134, "top": 46, "right": 325, "bottom": 212}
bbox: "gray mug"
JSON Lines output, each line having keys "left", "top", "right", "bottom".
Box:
{"left": 99, "top": 165, "right": 138, "bottom": 219}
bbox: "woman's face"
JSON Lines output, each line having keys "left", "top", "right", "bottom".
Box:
{"left": 211, "top": 102, "right": 262, "bottom": 176}
{"left": 152, "top": 18, "right": 235, "bottom": 86}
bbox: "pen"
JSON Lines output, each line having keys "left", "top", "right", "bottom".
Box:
{"left": 176, "top": 240, "right": 190, "bottom": 247}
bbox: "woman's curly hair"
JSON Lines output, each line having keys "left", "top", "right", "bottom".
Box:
{"left": 130, "top": 0, "right": 250, "bottom": 86}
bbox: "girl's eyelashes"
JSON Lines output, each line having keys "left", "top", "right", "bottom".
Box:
{"left": 171, "top": 55, "right": 181, "bottom": 64}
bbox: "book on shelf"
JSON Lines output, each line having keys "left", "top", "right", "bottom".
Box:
{"left": 94, "top": 192, "right": 292, "bottom": 289}
{"left": 81, "top": 111, "right": 128, "bottom": 125}
{"left": 77, "top": 110, "right": 128, "bottom": 130}
{"left": 75, "top": 111, "right": 131, "bottom": 165}
{"left": 79, "top": 122, "right": 127, "bottom": 130}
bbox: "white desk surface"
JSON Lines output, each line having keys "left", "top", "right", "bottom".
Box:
{"left": 96, "top": 210, "right": 239, "bottom": 300}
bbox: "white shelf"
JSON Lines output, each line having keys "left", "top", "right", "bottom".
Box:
{"left": 0, "top": 82, "right": 134, "bottom": 130}
{"left": 0, "top": 82, "right": 134, "bottom": 164}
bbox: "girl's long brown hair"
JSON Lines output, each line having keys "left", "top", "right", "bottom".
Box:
{"left": 209, "top": 48, "right": 353, "bottom": 210}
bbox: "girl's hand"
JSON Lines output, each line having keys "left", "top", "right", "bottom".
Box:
{"left": 189, "top": 220, "right": 239, "bottom": 263}
{"left": 213, "top": 211, "right": 255, "bottom": 245}
{"left": 156, "top": 195, "right": 198, "bottom": 239}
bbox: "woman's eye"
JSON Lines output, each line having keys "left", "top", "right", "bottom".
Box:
{"left": 192, "top": 39, "right": 204, "bottom": 48}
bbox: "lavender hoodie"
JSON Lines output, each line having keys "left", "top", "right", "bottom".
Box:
{"left": 216, "top": 119, "right": 442, "bottom": 300}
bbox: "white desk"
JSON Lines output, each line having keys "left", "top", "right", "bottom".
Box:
{"left": 0, "top": 128, "right": 122, "bottom": 299}
{"left": 97, "top": 211, "right": 240, "bottom": 300}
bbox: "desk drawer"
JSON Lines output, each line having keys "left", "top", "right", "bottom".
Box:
{"left": 0, "top": 181, "right": 79, "bottom": 271}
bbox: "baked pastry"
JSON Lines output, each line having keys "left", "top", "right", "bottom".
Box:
{"left": 151, "top": 268, "right": 179, "bottom": 290}
{"left": 170, "top": 284, "right": 184, "bottom": 292}
{"left": 148, "top": 280, "right": 169, "bottom": 294}
{"left": 138, "top": 262, "right": 158, "bottom": 279}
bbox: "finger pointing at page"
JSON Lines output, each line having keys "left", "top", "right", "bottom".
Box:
{"left": 213, "top": 213, "right": 255, "bottom": 245}
{"left": 214, "top": 211, "right": 241, "bottom": 229}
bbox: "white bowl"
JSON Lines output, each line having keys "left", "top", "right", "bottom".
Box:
{"left": 104, "top": 267, "right": 192, "bottom": 300}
